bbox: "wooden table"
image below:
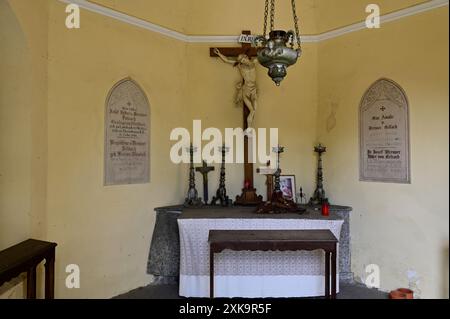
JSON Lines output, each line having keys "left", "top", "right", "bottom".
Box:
{"left": 208, "top": 230, "right": 338, "bottom": 299}
{"left": 0, "top": 239, "right": 57, "bottom": 299}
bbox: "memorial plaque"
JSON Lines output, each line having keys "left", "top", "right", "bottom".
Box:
{"left": 359, "top": 78, "right": 410, "bottom": 183}
{"left": 104, "top": 78, "right": 150, "bottom": 185}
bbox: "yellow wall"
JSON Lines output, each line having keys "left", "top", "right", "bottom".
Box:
{"left": 0, "top": 0, "right": 48, "bottom": 298}
{"left": 91, "top": 0, "right": 318, "bottom": 35}
{"left": 315, "top": 0, "right": 428, "bottom": 33}
{"left": 317, "top": 7, "right": 449, "bottom": 298}
{"left": 0, "top": 0, "right": 32, "bottom": 250}
{"left": 45, "top": 0, "right": 189, "bottom": 298}
{"left": 90, "top": 0, "right": 189, "bottom": 34}
{"left": 89, "top": 0, "right": 429, "bottom": 36}
{"left": 186, "top": 0, "right": 318, "bottom": 36}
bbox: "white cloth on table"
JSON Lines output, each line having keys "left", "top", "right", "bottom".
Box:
{"left": 178, "top": 218, "right": 343, "bottom": 298}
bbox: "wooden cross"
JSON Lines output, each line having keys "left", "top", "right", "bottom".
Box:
{"left": 196, "top": 160, "right": 215, "bottom": 204}
{"left": 210, "top": 30, "right": 262, "bottom": 206}
{"left": 257, "top": 161, "right": 277, "bottom": 202}
{"left": 209, "top": 31, "right": 258, "bottom": 59}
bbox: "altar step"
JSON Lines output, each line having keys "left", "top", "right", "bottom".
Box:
{"left": 114, "top": 283, "right": 388, "bottom": 299}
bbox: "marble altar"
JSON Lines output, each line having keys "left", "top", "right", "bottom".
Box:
{"left": 147, "top": 205, "right": 353, "bottom": 286}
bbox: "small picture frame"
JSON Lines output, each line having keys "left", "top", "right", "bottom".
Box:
{"left": 279, "top": 175, "right": 296, "bottom": 201}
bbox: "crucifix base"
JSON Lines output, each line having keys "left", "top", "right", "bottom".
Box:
{"left": 235, "top": 188, "right": 263, "bottom": 206}
{"left": 255, "top": 191, "right": 305, "bottom": 214}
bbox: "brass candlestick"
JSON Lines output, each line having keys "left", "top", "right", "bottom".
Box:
{"left": 309, "top": 144, "right": 329, "bottom": 206}
{"left": 211, "top": 144, "right": 232, "bottom": 207}
{"left": 184, "top": 144, "right": 203, "bottom": 207}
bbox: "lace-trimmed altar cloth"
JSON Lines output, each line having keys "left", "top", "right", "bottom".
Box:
{"left": 178, "top": 207, "right": 344, "bottom": 298}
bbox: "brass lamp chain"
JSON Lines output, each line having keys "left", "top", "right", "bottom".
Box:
{"left": 270, "top": 0, "right": 275, "bottom": 32}
{"left": 291, "top": 0, "right": 302, "bottom": 50}
{"left": 263, "top": 0, "right": 269, "bottom": 38}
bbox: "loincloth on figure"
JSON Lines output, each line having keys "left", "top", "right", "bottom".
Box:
{"left": 235, "top": 81, "right": 257, "bottom": 106}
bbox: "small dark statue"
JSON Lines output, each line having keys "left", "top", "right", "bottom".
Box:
{"left": 309, "top": 143, "right": 329, "bottom": 206}
{"left": 184, "top": 144, "right": 203, "bottom": 207}
{"left": 256, "top": 146, "right": 305, "bottom": 214}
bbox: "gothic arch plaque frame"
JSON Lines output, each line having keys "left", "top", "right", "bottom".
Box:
{"left": 104, "top": 77, "right": 150, "bottom": 186}
{"left": 359, "top": 78, "right": 411, "bottom": 184}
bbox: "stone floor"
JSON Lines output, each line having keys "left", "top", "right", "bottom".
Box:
{"left": 115, "top": 283, "right": 389, "bottom": 299}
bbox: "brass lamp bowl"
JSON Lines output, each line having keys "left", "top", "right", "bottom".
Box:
{"left": 257, "top": 30, "right": 301, "bottom": 86}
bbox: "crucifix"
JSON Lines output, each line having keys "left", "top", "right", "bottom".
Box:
{"left": 210, "top": 30, "right": 263, "bottom": 206}
{"left": 196, "top": 160, "right": 215, "bottom": 205}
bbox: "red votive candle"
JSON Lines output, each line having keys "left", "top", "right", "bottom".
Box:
{"left": 322, "top": 202, "right": 330, "bottom": 216}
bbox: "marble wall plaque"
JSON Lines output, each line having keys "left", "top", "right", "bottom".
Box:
{"left": 359, "top": 78, "right": 410, "bottom": 183}
{"left": 104, "top": 78, "right": 150, "bottom": 185}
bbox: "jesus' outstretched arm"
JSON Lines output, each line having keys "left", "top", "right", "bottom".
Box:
{"left": 213, "top": 48, "right": 235, "bottom": 65}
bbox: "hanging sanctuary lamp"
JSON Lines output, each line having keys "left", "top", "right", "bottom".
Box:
{"left": 255, "top": 0, "right": 303, "bottom": 86}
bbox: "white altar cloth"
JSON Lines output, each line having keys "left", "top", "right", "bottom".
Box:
{"left": 178, "top": 217, "right": 343, "bottom": 298}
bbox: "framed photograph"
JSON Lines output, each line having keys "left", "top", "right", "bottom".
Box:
{"left": 279, "top": 175, "right": 296, "bottom": 201}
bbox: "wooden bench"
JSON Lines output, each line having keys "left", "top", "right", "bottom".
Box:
{"left": 208, "top": 229, "right": 338, "bottom": 299}
{"left": 0, "top": 239, "right": 57, "bottom": 299}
